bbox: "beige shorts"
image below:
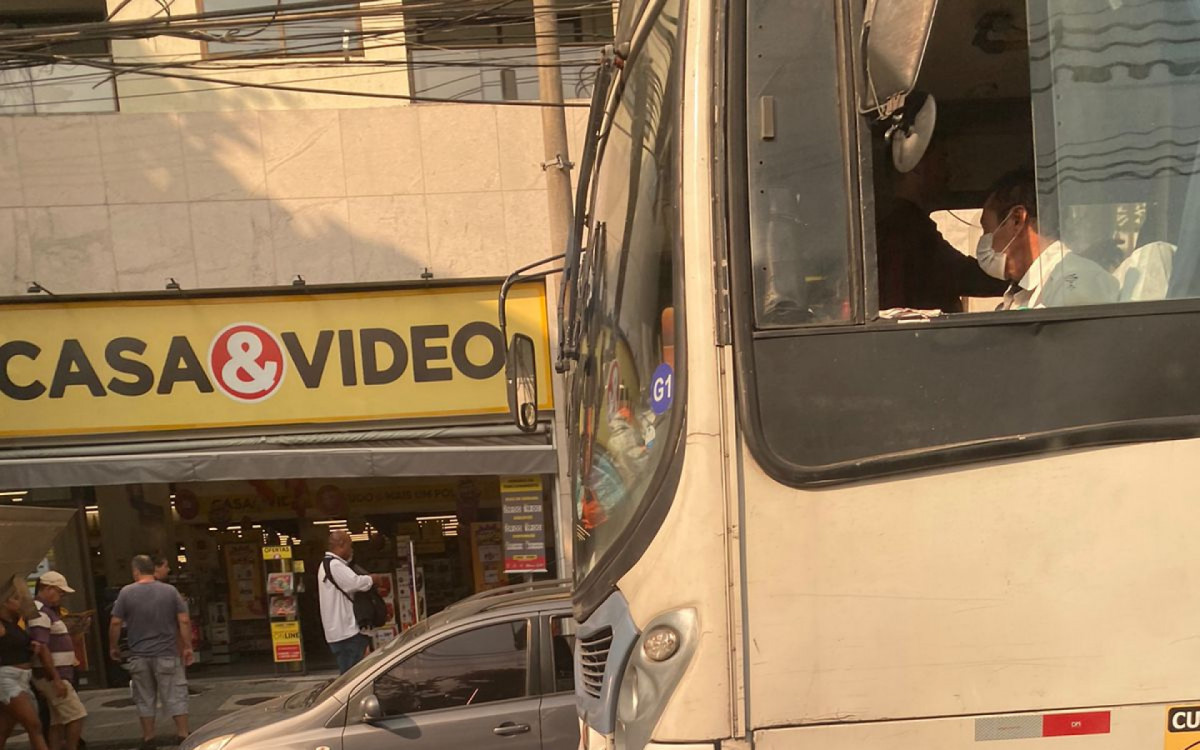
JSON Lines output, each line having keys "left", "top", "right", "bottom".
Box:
{"left": 32, "top": 677, "right": 88, "bottom": 725}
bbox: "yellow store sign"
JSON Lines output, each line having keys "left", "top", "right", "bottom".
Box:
{"left": 0, "top": 283, "right": 551, "bottom": 440}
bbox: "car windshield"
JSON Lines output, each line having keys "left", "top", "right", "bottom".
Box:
{"left": 308, "top": 620, "right": 432, "bottom": 706}
{"left": 569, "top": 0, "right": 683, "bottom": 583}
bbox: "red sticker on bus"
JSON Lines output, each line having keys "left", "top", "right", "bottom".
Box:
{"left": 1042, "top": 711, "right": 1110, "bottom": 737}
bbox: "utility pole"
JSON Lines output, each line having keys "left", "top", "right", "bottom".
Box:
{"left": 532, "top": 0, "right": 574, "bottom": 254}
{"left": 531, "top": 0, "right": 576, "bottom": 583}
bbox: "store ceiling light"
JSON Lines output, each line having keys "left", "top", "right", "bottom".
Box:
{"left": 0, "top": 491, "right": 28, "bottom": 497}
{"left": 313, "top": 520, "right": 347, "bottom": 525}
{"left": 84, "top": 505, "right": 99, "bottom": 512}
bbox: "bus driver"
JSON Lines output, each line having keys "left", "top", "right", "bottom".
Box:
{"left": 978, "top": 171, "right": 1119, "bottom": 310}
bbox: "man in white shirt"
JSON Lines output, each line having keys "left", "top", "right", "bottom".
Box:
{"left": 979, "top": 171, "right": 1118, "bottom": 309}
{"left": 318, "top": 531, "right": 375, "bottom": 673}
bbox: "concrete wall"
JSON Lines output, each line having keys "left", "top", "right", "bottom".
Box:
{"left": 0, "top": 104, "right": 588, "bottom": 295}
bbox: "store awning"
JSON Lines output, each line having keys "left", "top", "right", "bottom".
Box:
{"left": 0, "top": 426, "right": 560, "bottom": 488}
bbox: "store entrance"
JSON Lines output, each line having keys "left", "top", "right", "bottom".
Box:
{"left": 36, "top": 474, "right": 558, "bottom": 684}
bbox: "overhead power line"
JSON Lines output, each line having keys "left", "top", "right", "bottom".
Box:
{"left": 0, "top": 0, "right": 613, "bottom": 107}
{"left": 2, "top": 49, "right": 591, "bottom": 107}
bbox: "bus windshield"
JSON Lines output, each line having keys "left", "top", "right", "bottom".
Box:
{"left": 569, "top": 0, "right": 683, "bottom": 583}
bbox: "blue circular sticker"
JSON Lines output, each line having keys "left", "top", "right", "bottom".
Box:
{"left": 649, "top": 363, "right": 674, "bottom": 415}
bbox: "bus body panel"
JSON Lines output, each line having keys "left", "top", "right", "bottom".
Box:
{"left": 755, "top": 702, "right": 1177, "bottom": 749}
{"left": 610, "top": 0, "right": 736, "bottom": 727}
{"left": 607, "top": 0, "right": 739, "bottom": 737}
{"left": 742, "top": 437, "right": 1200, "bottom": 728}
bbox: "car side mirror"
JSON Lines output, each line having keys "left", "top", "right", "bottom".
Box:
{"left": 506, "top": 333, "right": 539, "bottom": 433}
{"left": 362, "top": 694, "right": 384, "bottom": 723}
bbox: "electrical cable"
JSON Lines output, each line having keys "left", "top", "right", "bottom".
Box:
{"left": 2, "top": 48, "right": 589, "bottom": 107}
{"left": 0, "top": 0, "right": 613, "bottom": 107}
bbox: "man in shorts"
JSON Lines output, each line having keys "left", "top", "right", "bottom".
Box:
{"left": 108, "top": 556, "right": 193, "bottom": 750}
{"left": 28, "top": 571, "right": 87, "bottom": 750}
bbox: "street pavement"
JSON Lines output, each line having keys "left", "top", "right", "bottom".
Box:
{"left": 8, "top": 671, "right": 337, "bottom": 750}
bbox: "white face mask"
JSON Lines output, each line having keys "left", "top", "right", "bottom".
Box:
{"left": 976, "top": 209, "right": 1019, "bottom": 280}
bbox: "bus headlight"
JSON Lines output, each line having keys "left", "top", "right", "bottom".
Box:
{"left": 642, "top": 626, "right": 680, "bottom": 662}
{"left": 614, "top": 609, "right": 697, "bottom": 750}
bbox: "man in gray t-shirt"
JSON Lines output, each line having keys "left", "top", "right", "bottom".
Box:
{"left": 109, "top": 555, "right": 193, "bottom": 749}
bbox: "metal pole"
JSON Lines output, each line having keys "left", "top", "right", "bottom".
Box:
{"left": 533, "top": 0, "right": 574, "bottom": 252}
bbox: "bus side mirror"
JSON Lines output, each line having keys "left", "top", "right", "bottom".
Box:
{"left": 506, "top": 333, "right": 539, "bottom": 433}
{"left": 860, "top": 0, "right": 939, "bottom": 116}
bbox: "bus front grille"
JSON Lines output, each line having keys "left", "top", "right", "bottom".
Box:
{"left": 578, "top": 626, "right": 613, "bottom": 698}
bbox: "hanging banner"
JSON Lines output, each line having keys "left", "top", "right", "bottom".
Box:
{"left": 0, "top": 283, "right": 551, "bottom": 441}
{"left": 500, "top": 476, "right": 548, "bottom": 573}
{"left": 270, "top": 621, "right": 302, "bottom": 662}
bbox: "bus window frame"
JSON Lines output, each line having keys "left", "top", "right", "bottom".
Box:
{"left": 725, "top": 0, "right": 1200, "bottom": 487}
{"left": 569, "top": 0, "right": 692, "bottom": 622}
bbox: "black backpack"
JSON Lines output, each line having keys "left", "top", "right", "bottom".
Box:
{"left": 321, "top": 556, "right": 388, "bottom": 630}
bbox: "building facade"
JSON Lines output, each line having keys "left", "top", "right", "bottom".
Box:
{"left": 0, "top": 0, "right": 596, "bottom": 683}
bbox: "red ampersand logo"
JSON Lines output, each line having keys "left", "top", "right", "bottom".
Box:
{"left": 209, "top": 323, "right": 286, "bottom": 402}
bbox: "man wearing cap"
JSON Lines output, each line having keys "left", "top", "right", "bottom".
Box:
{"left": 28, "top": 572, "right": 87, "bottom": 750}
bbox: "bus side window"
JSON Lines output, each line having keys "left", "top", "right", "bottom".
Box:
{"left": 882, "top": 0, "right": 1200, "bottom": 313}
{"left": 1027, "top": 0, "right": 1200, "bottom": 305}
{"left": 745, "top": 0, "right": 856, "bottom": 327}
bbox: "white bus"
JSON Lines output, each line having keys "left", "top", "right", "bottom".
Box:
{"left": 503, "top": 0, "right": 1200, "bottom": 748}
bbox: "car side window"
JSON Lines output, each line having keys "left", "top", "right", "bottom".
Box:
{"left": 549, "top": 615, "right": 576, "bottom": 693}
{"left": 373, "top": 620, "right": 530, "bottom": 716}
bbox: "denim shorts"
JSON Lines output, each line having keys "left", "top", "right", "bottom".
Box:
{"left": 0, "top": 666, "right": 34, "bottom": 705}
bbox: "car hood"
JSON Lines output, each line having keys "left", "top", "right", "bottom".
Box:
{"left": 184, "top": 691, "right": 332, "bottom": 749}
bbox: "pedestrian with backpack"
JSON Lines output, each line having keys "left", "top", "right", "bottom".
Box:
{"left": 318, "top": 531, "right": 376, "bottom": 674}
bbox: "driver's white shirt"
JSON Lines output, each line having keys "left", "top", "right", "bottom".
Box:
{"left": 1002, "top": 241, "right": 1118, "bottom": 309}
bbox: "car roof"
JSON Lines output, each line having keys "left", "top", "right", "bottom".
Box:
{"left": 424, "top": 579, "right": 571, "bottom": 630}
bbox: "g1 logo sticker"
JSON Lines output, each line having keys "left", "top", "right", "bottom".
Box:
{"left": 209, "top": 323, "right": 286, "bottom": 402}
{"left": 650, "top": 363, "right": 674, "bottom": 415}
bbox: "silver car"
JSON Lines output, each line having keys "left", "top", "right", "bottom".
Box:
{"left": 184, "top": 581, "right": 578, "bottom": 750}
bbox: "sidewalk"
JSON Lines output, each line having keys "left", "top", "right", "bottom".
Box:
{"left": 10, "top": 671, "right": 337, "bottom": 750}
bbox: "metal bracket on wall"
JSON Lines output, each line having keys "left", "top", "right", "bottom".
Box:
{"left": 541, "top": 154, "right": 575, "bottom": 171}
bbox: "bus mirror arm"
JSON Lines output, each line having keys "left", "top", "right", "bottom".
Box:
{"left": 498, "top": 256, "right": 565, "bottom": 348}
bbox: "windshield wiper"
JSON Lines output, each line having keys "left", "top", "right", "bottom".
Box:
{"left": 302, "top": 680, "right": 332, "bottom": 708}
{"left": 558, "top": 47, "right": 617, "bottom": 371}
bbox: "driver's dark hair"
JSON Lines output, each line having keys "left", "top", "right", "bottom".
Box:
{"left": 986, "top": 169, "right": 1049, "bottom": 234}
